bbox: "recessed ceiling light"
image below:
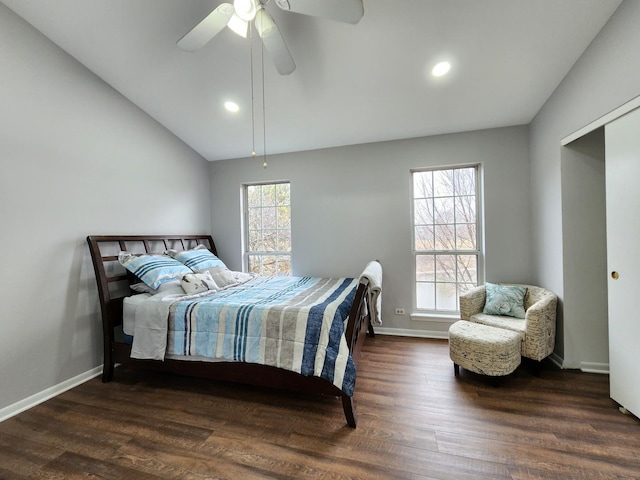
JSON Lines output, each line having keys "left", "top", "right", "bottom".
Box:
{"left": 224, "top": 101, "right": 239, "bottom": 113}
{"left": 432, "top": 61, "right": 451, "bottom": 77}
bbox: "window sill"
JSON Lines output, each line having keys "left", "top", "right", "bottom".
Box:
{"left": 410, "top": 313, "right": 460, "bottom": 324}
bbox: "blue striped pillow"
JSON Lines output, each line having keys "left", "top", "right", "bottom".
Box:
{"left": 118, "top": 252, "right": 192, "bottom": 290}
{"left": 167, "top": 245, "right": 227, "bottom": 272}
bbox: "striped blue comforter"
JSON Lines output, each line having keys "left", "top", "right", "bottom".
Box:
{"left": 167, "top": 276, "right": 358, "bottom": 395}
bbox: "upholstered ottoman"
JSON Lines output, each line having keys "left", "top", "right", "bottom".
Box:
{"left": 448, "top": 320, "right": 522, "bottom": 379}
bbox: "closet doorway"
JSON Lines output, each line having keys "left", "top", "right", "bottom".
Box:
{"left": 562, "top": 97, "right": 640, "bottom": 418}
{"left": 560, "top": 128, "right": 608, "bottom": 372}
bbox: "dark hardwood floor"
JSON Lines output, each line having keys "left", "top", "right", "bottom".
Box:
{"left": 1, "top": 336, "right": 638, "bottom": 479}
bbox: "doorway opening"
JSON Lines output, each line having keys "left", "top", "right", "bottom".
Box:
{"left": 560, "top": 127, "right": 609, "bottom": 372}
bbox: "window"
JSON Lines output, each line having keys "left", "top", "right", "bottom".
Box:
{"left": 412, "top": 165, "right": 482, "bottom": 313}
{"left": 244, "top": 182, "right": 291, "bottom": 276}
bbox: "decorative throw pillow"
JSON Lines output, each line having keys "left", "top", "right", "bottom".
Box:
{"left": 179, "top": 271, "right": 218, "bottom": 295}
{"left": 206, "top": 266, "right": 238, "bottom": 288}
{"left": 180, "top": 272, "right": 220, "bottom": 295}
{"left": 482, "top": 283, "right": 527, "bottom": 319}
{"left": 166, "top": 244, "right": 228, "bottom": 272}
{"left": 118, "top": 252, "right": 192, "bottom": 290}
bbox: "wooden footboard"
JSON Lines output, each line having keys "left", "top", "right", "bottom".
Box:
{"left": 86, "top": 234, "right": 374, "bottom": 427}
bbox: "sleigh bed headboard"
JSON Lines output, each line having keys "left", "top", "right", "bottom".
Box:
{"left": 87, "top": 234, "right": 217, "bottom": 310}
{"left": 86, "top": 235, "right": 217, "bottom": 378}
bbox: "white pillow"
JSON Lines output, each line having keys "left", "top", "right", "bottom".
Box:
{"left": 230, "top": 270, "right": 254, "bottom": 283}
{"left": 205, "top": 266, "right": 238, "bottom": 288}
{"left": 179, "top": 271, "right": 218, "bottom": 295}
{"left": 130, "top": 279, "right": 181, "bottom": 295}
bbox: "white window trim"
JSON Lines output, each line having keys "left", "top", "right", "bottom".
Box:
{"left": 410, "top": 163, "right": 484, "bottom": 317}
{"left": 242, "top": 180, "right": 292, "bottom": 275}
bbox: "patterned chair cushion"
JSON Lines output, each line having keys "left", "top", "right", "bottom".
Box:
{"left": 469, "top": 313, "right": 526, "bottom": 338}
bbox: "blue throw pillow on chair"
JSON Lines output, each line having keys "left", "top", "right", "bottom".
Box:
{"left": 482, "top": 282, "right": 527, "bottom": 319}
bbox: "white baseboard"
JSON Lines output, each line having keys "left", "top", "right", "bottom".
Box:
{"left": 547, "top": 351, "right": 609, "bottom": 374}
{"left": 580, "top": 362, "right": 610, "bottom": 374}
{"left": 548, "top": 352, "right": 563, "bottom": 369}
{"left": 374, "top": 326, "right": 449, "bottom": 339}
{"left": 0, "top": 366, "right": 102, "bottom": 423}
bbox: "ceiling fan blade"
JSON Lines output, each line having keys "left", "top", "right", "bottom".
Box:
{"left": 177, "top": 3, "right": 234, "bottom": 51}
{"left": 255, "top": 9, "right": 296, "bottom": 75}
{"left": 274, "top": 0, "right": 364, "bottom": 24}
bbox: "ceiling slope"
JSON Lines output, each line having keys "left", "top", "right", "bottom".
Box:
{"left": 2, "top": 0, "right": 622, "bottom": 161}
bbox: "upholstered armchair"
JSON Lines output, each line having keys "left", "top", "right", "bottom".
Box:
{"left": 459, "top": 284, "right": 558, "bottom": 363}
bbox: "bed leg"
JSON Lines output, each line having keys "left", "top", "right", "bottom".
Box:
{"left": 102, "top": 348, "right": 114, "bottom": 383}
{"left": 342, "top": 394, "right": 357, "bottom": 428}
{"left": 367, "top": 321, "right": 375, "bottom": 338}
{"left": 102, "top": 362, "right": 114, "bottom": 383}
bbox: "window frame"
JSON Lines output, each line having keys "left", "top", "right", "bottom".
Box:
{"left": 410, "top": 164, "right": 484, "bottom": 315}
{"left": 242, "top": 180, "right": 292, "bottom": 276}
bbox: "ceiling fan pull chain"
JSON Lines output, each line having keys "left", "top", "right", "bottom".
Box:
{"left": 262, "top": 36, "right": 268, "bottom": 169}
{"left": 250, "top": 23, "right": 256, "bottom": 158}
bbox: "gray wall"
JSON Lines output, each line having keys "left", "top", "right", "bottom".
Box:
{"left": 530, "top": 0, "right": 640, "bottom": 368}
{"left": 210, "top": 126, "right": 532, "bottom": 336}
{"left": 0, "top": 5, "right": 211, "bottom": 411}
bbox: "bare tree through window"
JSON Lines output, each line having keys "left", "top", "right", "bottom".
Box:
{"left": 245, "top": 182, "right": 291, "bottom": 276}
{"left": 412, "top": 166, "right": 480, "bottom": 312}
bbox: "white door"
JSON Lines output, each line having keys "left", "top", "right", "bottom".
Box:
{"left": 605, "top": 107, "right": 640, "bottom": 418}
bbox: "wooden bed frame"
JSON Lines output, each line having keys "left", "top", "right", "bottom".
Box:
{"left": 86, "top": 234, "right": 375, "bottom": 427}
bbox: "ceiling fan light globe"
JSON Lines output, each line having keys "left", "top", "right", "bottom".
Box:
{"left": 234, "top": 0, "right": 258, "bottom": 21}
{"left": 228, "top": 13, "right": 249, "bottom": 37}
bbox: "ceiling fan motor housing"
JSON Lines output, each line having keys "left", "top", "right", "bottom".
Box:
{"left": 177, "top": 0, "right": 363, "bottom": 75}
{"left": 234, "top": 0, "right": 259, "bottom": 21}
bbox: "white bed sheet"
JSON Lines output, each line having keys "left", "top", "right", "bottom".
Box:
{"left": 123, "top": 293, "right": 151, "bottom": 336}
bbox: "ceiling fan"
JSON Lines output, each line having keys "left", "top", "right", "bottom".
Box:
{"left": 177, "top": 0, "right": 365, "bottom": 75}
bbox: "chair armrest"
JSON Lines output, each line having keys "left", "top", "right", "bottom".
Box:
{"left": 523, "top": 291, "right": 558, "bottom": 360}
{"left": 459, "top": 285, "right": 486, "bottom": 320}
{"left": 525, "top": 293, "right": 558, "bottom": 326}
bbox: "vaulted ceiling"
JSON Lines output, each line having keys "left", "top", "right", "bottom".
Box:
{"left": 2, "top": 0, "right": 623, "bottom": 161}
